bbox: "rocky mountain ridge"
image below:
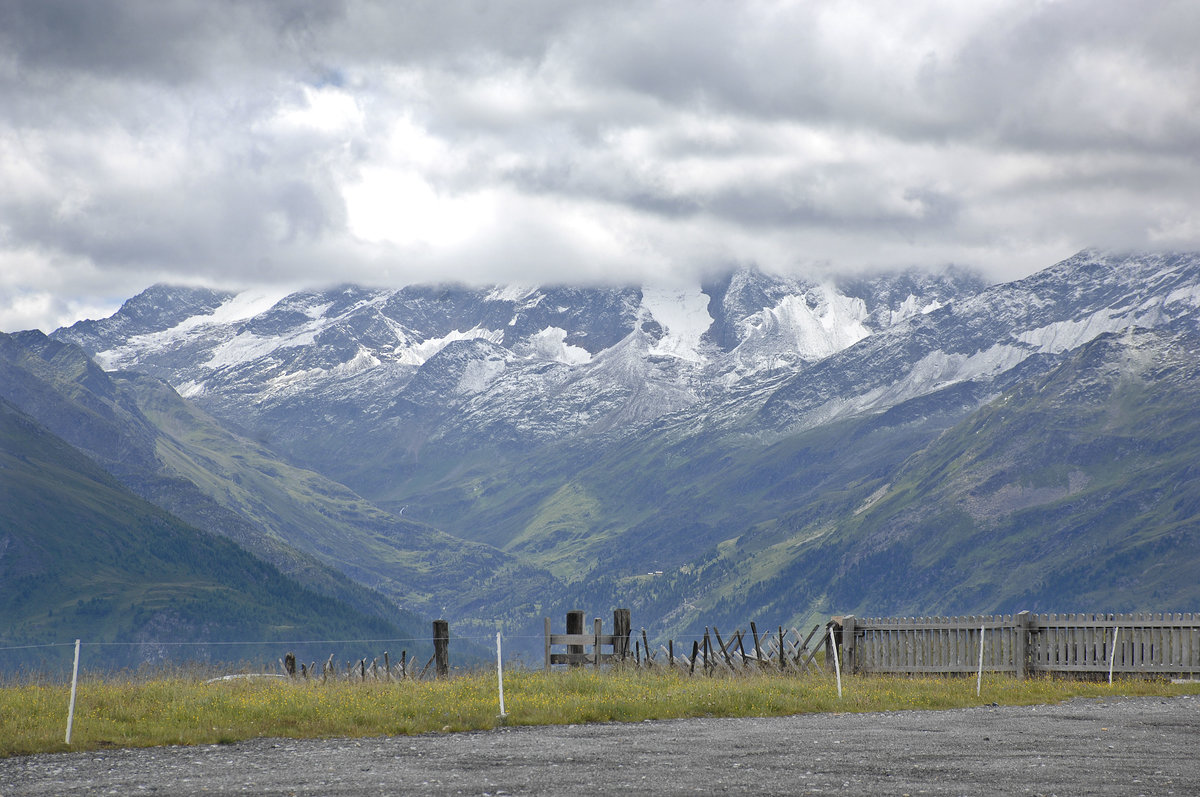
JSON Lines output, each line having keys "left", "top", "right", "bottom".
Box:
{"left": 36, "top": 249, "right": 1200, "bottom": 643}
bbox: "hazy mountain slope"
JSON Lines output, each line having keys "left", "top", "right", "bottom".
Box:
{"left": 0, "top": 397, "right": 420, "bottom": 670}
{"left": 740, "top": 324, "right": 1200, "bottom": 623}
{"left": 510, "top": 324, "right": 1200, "bottom": 638}
{"left": 0, "top": 331, "right": 560, "bottom": 637}
{"left": 0, "top": 330, "right": 411, "bottom": 625}
{"left": 39, "top": 250, "right": 1200, "bottom": 646}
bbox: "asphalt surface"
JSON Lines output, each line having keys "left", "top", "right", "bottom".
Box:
{"left": 2, "top": 695, "right": 1198, "bottom": 795}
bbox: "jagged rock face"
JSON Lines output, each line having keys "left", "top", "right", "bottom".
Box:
{"left": 54, "top": 266, "right": 972, "bottom": 452}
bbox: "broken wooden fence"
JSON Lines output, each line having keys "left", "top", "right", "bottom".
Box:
{"left": 544, "top": 610, "right": 824, "bottom": 675}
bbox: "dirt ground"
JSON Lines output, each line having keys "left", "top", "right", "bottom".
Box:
{"left": 2, "top": 695, "right": 1198, "bottom": 795}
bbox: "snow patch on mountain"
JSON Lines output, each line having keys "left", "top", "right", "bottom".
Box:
{"left": 640, "top": 286, "right": 713, "bottom": 363}
{"left": 1017, "top": 309, "right": 1137, "bottom": 354}
{"left": 525, "top": 327, "right": 592, "bottom": 365}
{"left": 456, "top": 354, "right": 510, "bottom": 395}
{"left": 403, "top": 327, "right": 505, "bottom": 365}
{"left": 487, "top": 285, "right": 539, "bottom": 304}
{"left": 209, "top": 287, "right": 294, "bottom": 325}
{"left": 93, "top": 287, "right": 292, "bottom": 371}
{"left": 797, "top": 342, "right": 1028, "bottom": 431}
{"left": 723, "top": 286, "right": 872, "bottom": 382}
{"left": 333, "top": 346, "right": 382, "bottom": 378}
{"left": 889, "top": 294, "right": 944, "bottom": 325}
{"left": 206, "top": 328, "right": 319, "bottom": 370}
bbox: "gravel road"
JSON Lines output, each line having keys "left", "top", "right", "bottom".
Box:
{"left": 3, "top": 695, "right": 1198, "bottom": 795}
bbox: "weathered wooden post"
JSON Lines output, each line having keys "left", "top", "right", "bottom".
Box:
{"left": 841, "top": 615, "right": 857, "bottom": 675}
{"left": 284, "top": 652, "right": 297, "bottom": 678}
{"left": 824, "top": 619, "right": 838, "bottom": 673}
{"left": 594, "top": 617, "right": 603, "bottom": 668}
{"left": 1015, "top": 610, "right": 1031, "bottom": 680}
{"left": 433, "top": 619, "right": 450, "bottom": 678}
{"left": 750, "top": 622, "right": 764, "bottom": 667}
{"left": 567, "top": 610, "right": 585, "bottom": 667}
{"left": 613, "top": 609, "right": 631, "bottom": 661}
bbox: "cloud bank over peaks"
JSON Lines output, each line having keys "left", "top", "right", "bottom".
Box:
{"left": 2, "top": 0, "right": 1199, "bottom": 333}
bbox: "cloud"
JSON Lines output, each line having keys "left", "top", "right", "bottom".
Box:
{"left": 2, "top": 0, "right": 1199, "bottom": 331}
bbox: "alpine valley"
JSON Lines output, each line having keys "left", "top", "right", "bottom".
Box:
{"left": 6, "top": 249, "right": 1200, "bottom": 663}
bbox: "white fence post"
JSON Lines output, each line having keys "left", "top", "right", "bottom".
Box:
{"left": 495, "top": 631, "right": 507, "bottom": 719}
{"left": 65, "top": 639, "right": 81, "bottom": 745}
{"left": 976, "top": 624, "right": 985, "bottom": 697}
{"left": 1108, "top": 626, "right": 1119, "bottom": 685}
{"left": 829, "top": 625, "right": 842, "bottom": 699}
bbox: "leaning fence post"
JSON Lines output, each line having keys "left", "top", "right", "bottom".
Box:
{"left": 433, "top": 619, "right": 450, "bottom": 678}
{"left": 828, "top": 625, "right": 843, "bottom": 699}
{"left": 1108, "top": 626, "right": 1120, "bottom": 685}
{"left": 65, "top": 639, "right": 81, "bottom": 745}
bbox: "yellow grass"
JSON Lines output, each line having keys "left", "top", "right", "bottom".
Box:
{"left": 2, "top": 668, "right": 1198, "bottom": 758}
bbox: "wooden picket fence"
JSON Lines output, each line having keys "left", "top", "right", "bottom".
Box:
{"left": 837, "top": 612, "right": 1200, "bottom": 678}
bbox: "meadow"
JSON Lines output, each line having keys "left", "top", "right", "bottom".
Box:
{"left": 3, "top": 667, "right": 1199, "bottom": 758}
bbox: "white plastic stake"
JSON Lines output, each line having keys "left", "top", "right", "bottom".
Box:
{"left": 976, "top": 625, "right": 985, "bottom": 697}
{"left": 65, "top": 639, "right": 81, "bottom": 744}
{"left": 495, "top": 631, "right": 507, "bottom": 718}
{"left": 828, "top": 625, "right": 842, "bottom": 699}
{"left": 1108, "top": 626, "right": 1120, "bottom": 685}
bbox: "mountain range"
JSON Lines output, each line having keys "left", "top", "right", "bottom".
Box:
{"left": 4, "top": 248, "right": 1198, "bottom": 662}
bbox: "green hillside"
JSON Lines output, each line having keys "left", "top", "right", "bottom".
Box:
{"left": 381, "top": 328, "right": 1200, "bottom": 639}
{"left": 0, "top": 331, "right": 556, "bottom": 644}
{"left": 0, "top": 398, "right": 426, "bottom": 671}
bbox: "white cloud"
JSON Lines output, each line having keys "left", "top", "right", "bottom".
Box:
{"left": 1, "top": 0, "right": 1199, "bottom": 332}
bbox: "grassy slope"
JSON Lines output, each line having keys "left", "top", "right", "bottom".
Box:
{"left": 0, "top": 398, "right": 422, "bottom": 670}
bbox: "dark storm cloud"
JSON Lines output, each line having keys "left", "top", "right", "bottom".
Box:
{"left": 1, "top": 1, "right": 1198, "bottom": 332}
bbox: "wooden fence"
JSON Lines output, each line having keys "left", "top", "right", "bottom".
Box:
{"left": 837, "top": 612, "right": 1200, "bottom": 678}
{"left": 544, "top": 610, "right": 825, "bottom": 674}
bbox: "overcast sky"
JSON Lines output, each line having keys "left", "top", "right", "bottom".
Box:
{"left": 2, "top": 0, "right": 1198, "bottom": 332}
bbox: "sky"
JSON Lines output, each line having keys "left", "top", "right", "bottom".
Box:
{"left": 2, "top": 0, "right": 1198, "bottom": 333}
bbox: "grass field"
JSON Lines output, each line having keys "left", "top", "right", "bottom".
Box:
{"left": 4, "top": 667, "right": 1199, "bottom": 758}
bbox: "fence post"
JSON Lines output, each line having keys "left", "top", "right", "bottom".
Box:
{"left": 65, "top": 639, "right": 81, "bottom": 745}
{"left": 433, "top": 619, "right": 449, "bottom": 678}
{"left": 544, "top": 617, "right": 552, "bottom": 671}
{"left": 567, "top": 610, "right": 585, "bottom": 667}
{"left": 594, "top": 617, "right": 603, "bottom": 668}
{"left": 613, "top": 608, "right": 631, "bottom": 661}
{"left": 1014, "top": 611, "right": 1031, "bottom": 680}
{"left": 841, "top": 616, "right": 857, "bottom": 675}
